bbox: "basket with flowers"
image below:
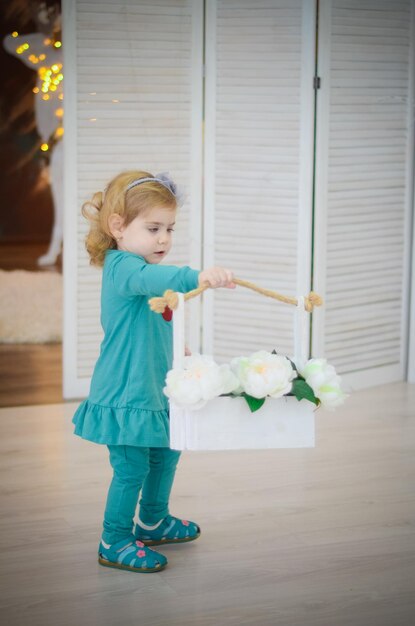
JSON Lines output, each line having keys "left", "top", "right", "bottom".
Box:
{"left": 149, "top": 280, "right": 346, "bottom": 451}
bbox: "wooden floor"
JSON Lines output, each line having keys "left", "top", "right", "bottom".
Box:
{"left": 0, "top": 242, "right": 63, "bottom": 407}
{"left": 0, "top": 343, "right": 62, "bottom": 407}
{"left": 0, "top": 382, "right": 414, "bottom": 626}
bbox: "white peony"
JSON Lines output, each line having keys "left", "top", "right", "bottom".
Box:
{"left": 317, "top": 384, "right": 346, "bottom": 409}
{"left": 230, "top": 351, "right": 296, "bottom": 399}
{"left": 164, "top": 354, "right": 240, "bottom": 409}
{"left": 298, "top": 358, "right": 346, "bottom": 409}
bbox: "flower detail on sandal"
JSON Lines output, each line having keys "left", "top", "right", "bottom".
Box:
{"left": 135, "top": 515, "right": 201, "bottom": 546}
{"left": 98, "top": 534, "right": 167, "bottom": 573}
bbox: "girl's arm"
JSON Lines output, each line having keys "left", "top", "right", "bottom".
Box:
{"left": 111, "top": 254, "right": 235, "bottom": 298}
{"left": 111, "top": 254, "right": 200, "bottom": 297}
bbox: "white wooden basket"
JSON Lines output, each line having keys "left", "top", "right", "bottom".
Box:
{"left": 168, "top": 292, "right": 315, "bottom": 451}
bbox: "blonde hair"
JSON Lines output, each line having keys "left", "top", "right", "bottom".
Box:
{"left": 82, "top": 170, "right": 177, "bottom": 266}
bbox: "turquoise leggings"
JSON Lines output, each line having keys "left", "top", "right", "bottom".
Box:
{"left": 102, "top": 445, "right": 181, "bottom": 545}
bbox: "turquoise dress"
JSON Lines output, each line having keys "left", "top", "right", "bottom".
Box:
{"left": 72, "top": 250, "right": 199, "bottom": 447}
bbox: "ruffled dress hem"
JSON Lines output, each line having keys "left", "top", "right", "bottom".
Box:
{"left": 72, "top": 399, "right": 170, "bottom": 447}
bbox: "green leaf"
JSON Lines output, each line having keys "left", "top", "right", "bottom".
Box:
{"left": 288, "top": 358, "right": 298, "bottom": 372}
{"left": 291, "top": 379, "right": 319, "bottom": 406}
{"left": 242, "top": 393, "right": 266, "bottom": 413}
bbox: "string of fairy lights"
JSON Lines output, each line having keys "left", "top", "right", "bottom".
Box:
{"left": 11, "top": 30, "right": 63, "bottom": 154}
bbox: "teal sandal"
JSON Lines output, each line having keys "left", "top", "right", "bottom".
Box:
{"left": 135, "top": 515, "right": 201, "bottom": 546}
{"left": 98, "top": 534, "right": 167, "bottom": 573}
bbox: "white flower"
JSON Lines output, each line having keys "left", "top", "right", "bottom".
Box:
{"left": 230, "top": 351, "right": 296, "bottom": 399}
{"left": 317, "top": 384, "right": 346, "bottom": 409}
{"left": 164, "top": 354, "right": 239, "bottom": 409}
{"left": 298, "top": 358, "right": 346, "bottom": 409}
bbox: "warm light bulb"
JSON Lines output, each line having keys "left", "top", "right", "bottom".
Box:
{"left": 42, "top": 94, "right": 50, "bottom": 101}
{"left": 55, "top": 108, "right": 64, "bottom": 118}
{"left": 39, "top": 54, "right": 46, "bottom": 60}
{"left": 54, "top": 41, "right": 62, "bottom": 48}
{"left": 40, "top": 143, "right": 49, "bottom": 151}
{"left": 12, "top": 31, "right": 18, "bottom": 38}
{"left": 55, "top": 127, "right": 64, "bottom": 138}
{"left": 51, "top": 64, "right": 59, "bottom": 72}
{"left": 58, "top": 93, "right": 63, "bottom": 100}
{"left": 33, "top": 87, "right": 40, "bottom": 94}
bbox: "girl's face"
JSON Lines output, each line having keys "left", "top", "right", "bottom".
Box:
{"left": 117, "top": 206, "right": 176, "bottom": 264}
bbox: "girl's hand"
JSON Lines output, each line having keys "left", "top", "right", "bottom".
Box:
{"left": 198, "top": 266, "right": 236, "bottom": 289}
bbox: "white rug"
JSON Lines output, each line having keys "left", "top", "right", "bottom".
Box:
{"left": 0, "top": 270, "right": 62, "bottom": 343}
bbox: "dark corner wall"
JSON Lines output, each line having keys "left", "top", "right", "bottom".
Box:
{"left": 0, "top": 0, "right": 58, "bottom": 243}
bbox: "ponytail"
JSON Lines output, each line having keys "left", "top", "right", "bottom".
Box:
{"left": 82, "top": 191, "right": 116, "bottom": 267}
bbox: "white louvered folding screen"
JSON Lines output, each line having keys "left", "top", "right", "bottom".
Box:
{"left": 313, "top": 0, "right": 414, "bottom": 389}
{"left": 63, "top": 0, "right": 414, "bottom": 399}
{"left": 203, "top": 0, "right": 316, "bottom": 362}
{"left": 63, "top": 0, "right": 203, "bottom": 398}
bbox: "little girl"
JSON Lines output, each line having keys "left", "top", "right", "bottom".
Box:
{"left": 72, "top": 170, "right": 234, "bottom": 574}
